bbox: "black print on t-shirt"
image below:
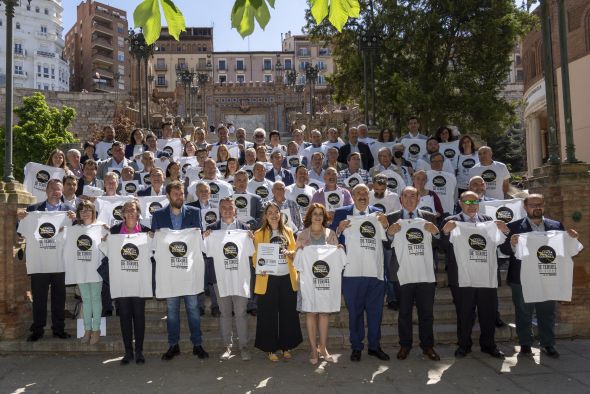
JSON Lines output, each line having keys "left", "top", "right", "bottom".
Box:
{"left": 309, "top": 182, "right": 320, "bottom": 190}
{"left": 387, "top": 178, "right": 398, "bottom": 189}
{"left": 121, "top": 243, "right": 139, "bottom": 260}
{"left": 125, "top": 183, "right": 137, "bottom": 194}
{"left": 420, "top": 206, "right": 433, "bottom": 213}
{"left": 223, "top": 242, "right": 239, "bottom": 259}
{"left": 481, "top": 170, "right": 497, "bottom": 183}
{"left": 143, "top": 174, "right": 151, "bottom": 185}
{"left": 462, "top": 158, "right": 476, "bottom": 169}
{"left": 312, "top": 260, "right": 330, "bottom": 278}
{"left": 409, "top": 144, "right": 420, "bottom": 155}
{"left": 289, "top": 157, "right": 300, "bottom": 167}
{"left": 107, "top": 148, "right": 113, "bottom": 157}
{"left": 38, "top": 223, "right": 56, "bottom": 239}
{"left": 327, "top": 193, "right": 340, "bottom": 205}
{"left": 149, "top": 202, "right": 162, "bottom": 215}
{"left": 246, "top": 170, "right": 253, "bottom": 179}
{"left": 182, "top": 163, "right": 191, "bottom": 174}
{"left": 235, "top": 196, "right": 248, "bottom": 209}
{"left": 36, "top": 170, "right": 50, "bottom": 183}
{"left": 433, "top": 176, "right": 446, "bottom": 187}
{"left": 348, "top": 177, "right": 360, "bottom": 188}
{"left": 209, "top": 183, "right": 220, "bottom": 195}
{"left": 112, "top": 206, "right": 124, "bottom": 221}
{"left": 111, "top": 169, "right": 121, "bottom": 177}
{"left": 169, "top": 241, "right": 187, "bottom": 257}
{"left": 495, "top": 207, "right": 513, "bottom": 223}
{"left": 537, "top": 245, "right": 557, "bottom": 276}
{"left": 374, "top": 203, "right": 385, "bottom": 212}
{"left": 296, "top": 194, "right": 310, "bottom": 207}
{"left": 205, "top": 211, "right": 218, "bottom": 224}
{"left": 360, "top": 221, "right": 376, "bottom": 238}
{"left": 256, "top": 186, "right": 269, "bottom": 198}
{"left": 444, "top": 149, "right": 455, "bottom": 159}
{"left": 406, "top": 228, "right": 424, "bottom": 244}
{"left": 77, "top": 235, "right": 93, "bottom": 251}
{"left": 468, "top": 234, "right": 487, "bottom": 251}
{"left": 163, "top": 146, "right": 174, "bottom": 156}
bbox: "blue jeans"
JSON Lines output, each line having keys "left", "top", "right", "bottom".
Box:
{"left": 166, "top": 295, "right": 202, "bottom": 347}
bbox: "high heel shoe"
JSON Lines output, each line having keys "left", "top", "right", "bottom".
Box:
{"left": 319, "top": 348, "right": 334, "bottom": 363}
{"left": 309, "top": 349, "right": 318, "bottom": 365}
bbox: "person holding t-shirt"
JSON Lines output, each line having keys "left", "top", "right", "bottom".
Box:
{"left": 468, "top": 146, "right": 510, "bottom": 200}
{"left": 399, "top": 116, "right": 429, "bottom": 140}
{"left": 500, "top": 193, "right": 579, "bottom": 359}
{"left": 440, "top": 191, "right": 509, "bottom": 359}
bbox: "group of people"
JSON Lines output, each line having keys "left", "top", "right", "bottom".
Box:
{"left": 16, "top": 117, "right": 582, "bottom": 366}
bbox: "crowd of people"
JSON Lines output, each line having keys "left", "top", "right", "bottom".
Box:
{"left": 15, "top": 117, "right": 582, "bottom": 366}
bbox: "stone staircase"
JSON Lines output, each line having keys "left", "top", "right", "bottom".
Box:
{"left": 0, "top": 270, "right": 574, "bottom": 354}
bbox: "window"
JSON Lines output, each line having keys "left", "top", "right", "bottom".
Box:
{"left": 51, "top": 67, "right": 55, "bottom": 79}
{"left": 16, "top": 22, "right": 20, "bottom": 30}
{"left": 117, "top": 37, "right": 124, "bottom": 48}
{"left": 516, "top": 55, "right": 521, "bottom": 65}
{"left": 0, "top": 19, "right": 2, "bottom": 26}
{"left": 263, "top": 58, "right": 272, "bottom": 70}
{"left": 264, "top": 74, "right": 272, "bottom": 83}
{"left": 300, "top": 61, "right": 310, "bottom": 70}
{"left": 40, "top": 26, "right": 48, "bottom": 33}
{"left": 516, "top": 70, "right": 524, "bottom": 82}
{"left": 157, "top": 75, "right": 166, "bottom": 85}
{"left": 218, "top": 59, "right": 226, "bottom": 71}
{"left": 237, "top": 75, "right": 245, "bottom": 83}
{"left": 236, "top": 59, "right": 245, "bottom": 71}
{"left": 15, "top": 64, "right": 23, "bottom": 75}
{"left": 43, "top": 66, "right": 49, "bottom": 78}
{"left": 26, "top": 5, "right": 30, "bottom": 11}
{"left": 14, "top": 43, "right": 23, "bottom": 55}
{"left": 44, "top": 8, "right": 49, "bottom": 15}
{"left": 37, "top": 64, "right": 42, "bottom": 77}
{"left": 119, "top": 82, "right": 125, "bottom": 90}
{"left": 35, "top": 6, "right": 40, "bottom": 13}
{"left": 117, "top": 23, "right": 124, "bottom": 34}
{"left": 219, "top": 75, "right": 227, "bottom": 84}
{"left": 298, "top": 47, "right": 309, "bottom": 56}
{"left": 44, "top": 85, "right": 49, "bottom": 91}
{"left": 284, "top": 59, "right": 292, "bottom": 70}
{"left": 37, "top": 84, "right": 41, "bottom": 90}
{"left": 156, "top": 58, "right": 166, "bottom": 69}
{"left": 317, "top": 61, "right": 326, "bottom": 70}
{"left": 319, "top": 47, "right": 330, "bottom": 56}
{"left": 317, "top": 75, "right": 326, "bottom": 85}
{"left": 117, "top": 51, "right": 124, "bottom": 62}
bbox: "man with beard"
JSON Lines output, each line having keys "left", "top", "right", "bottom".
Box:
{"left": 500, "top": 194, "right": 579, "bottom": 359}
{"left": 151, "top": 181, "right": 209, "bottom": 361}
{"left": 95, "top": 125, "right": 117, "bottom": 160}
{"left": 415, "top": 138, "right": 455, "bottom": 174}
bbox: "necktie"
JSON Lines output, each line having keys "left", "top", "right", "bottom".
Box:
{"left": 360, "top": 211, "right": 366, "bottom": 216}
{"left": 409, "top": 212, "right": 414, "bottom": 219}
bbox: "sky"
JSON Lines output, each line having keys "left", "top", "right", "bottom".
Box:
{"left": 61, "top": 0, "right": 309, "bottom": 51}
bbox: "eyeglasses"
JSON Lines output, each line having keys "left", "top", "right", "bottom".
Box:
{"left": 374, "top": 179, "right": 387, "bottom": 185}
{"left": 462, "top": 200, "right": 480, "bottom": 205}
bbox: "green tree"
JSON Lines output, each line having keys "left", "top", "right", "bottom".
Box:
{"left": 0, "top": 92, "right": 77, "bottom": 181}
{"left": 304, "top": 0, "right": 536, "bottom": 139}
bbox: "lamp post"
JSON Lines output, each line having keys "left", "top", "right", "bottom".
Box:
{"left": 176, "top": 65, "right": 196, "bottom": 123}
{"left": 3, "top": 0, "right": 31, "bottom": 181}
{"left": 128, "top": 29, "right": 154, "bottom": 128}
{"left": 113, "top": 71, "right": 121, "bottom": 104}
{"left": 196, "top": 58, "right": 212, "bottom": 117}
{"left": 359, "top": 28, "right": 379, "bottom": 126}
{"left": 275, "top": 55, "right": 284, "bottom": 85}
{"left": 147, "top": 74, "right": 154, "bottom": 130}
{"left": 305, "top": 64, "right": 319, "bottom": 119}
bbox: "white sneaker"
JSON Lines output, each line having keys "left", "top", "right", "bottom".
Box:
{"left": 220, "top": 347, "right": 232, "bottom": 361}
{"left": 241, "top": 349, "right": 252, "bottom": 361}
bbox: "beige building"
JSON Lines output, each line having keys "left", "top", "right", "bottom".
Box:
{"left": 64, "top": 0, "right": 130, "bottom": 93}
{"left": 212, "top": 52, "right": 294, "bottom": 84}
{"left": 281, "top": 31, "right": 335, "bottom": 88}
{"left": 522, "top": 0, "right": 590, "bottom": 174}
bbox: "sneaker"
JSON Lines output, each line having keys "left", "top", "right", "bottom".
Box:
{"left": 241, "top": 349, "right": 252, "bottom": 361}
{"left": 220, "top": 347, "right": 232, "bottom": 361}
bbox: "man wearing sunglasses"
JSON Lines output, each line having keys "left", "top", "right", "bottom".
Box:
{"left": 440, "top": 191, "right": 509, "bottom": 359}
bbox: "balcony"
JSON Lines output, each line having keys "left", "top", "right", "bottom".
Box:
{"left": 93, "top": 67, "right": 113, "bottom": 79}
{"left": 14, "top": 71, "right": 28, "bottom": 79}
{"left": 93, "top": 80, "right": 115, "bottom": 92}
{"left": 14, "top": 48, "right": 27, "bottom": 57}
{"left": 91, "top": 36, "right": 112, "bottom": 50}
{"left": 217, "top": 66, "right": 227, "bottom": 71}
{"left": 235, "top": 65, "right": 246, "bottom": 71}
{"left": 92, "top": 21, "right": 113, "bottom": 36}
{"left": 155, "top": 80, "right": 168, "bottom": 87}
{"left": 154, "top": 63, "right": 168, "bottom": 71}
{"left": 92, "top": 52, "right": 114, "bottom": 65}
{"left": 37, "top": 50, "right": 55, "bottom": 58}
{"left": 297, "top": 49, "right": 310, "bottom": 57}
{"left": 93, "top": 9, "right": 113, "bottom": 23}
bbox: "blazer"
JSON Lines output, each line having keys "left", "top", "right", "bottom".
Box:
{"left": 97, "top": 157, "right": 136, "bottom": 180}
{"left": 500, "top": 217, "right": 564, "bottom": 285}
{"left": 385, "top": 209, "right": 439, "bottom": 282}
{"left": 265, "top": 168, "right": 294, "bottom": 186}
{"left": 205, "top": 219, "right": 250, "bottom": 285}
{"left": 329, "top": 204, "right": 384, "bottom": 246}
{"left": 27, "top": 200, "right": 75, "bottom": 213}
{"left": 125, "top": 144, "right": 149, "bottom": 159}
{"left": 439, "top": 213, "right": 494, "bottom": 287}
{"left": 295, "top": 227, "right": 339, "bottom": 249}
{"left": 150, "top": 205, "right": 202, "bottom": 231}
{"left": 338, "top": 142, "right": 374, "bottom": 170}
{"left": 252, "top": 226, "right": 297, "bottom": 295}
{"left": 136, "top": 186, "right": 165, "bottom": 197}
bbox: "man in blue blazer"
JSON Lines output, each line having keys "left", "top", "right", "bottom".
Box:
{"left": 150, "top": 180, "right": 209, "bottom": 361}
{"left": 17, "top": 179, "right": 76, "bottom": 342}
{"left": 330, "top": 184, "right": 388, "bottom": 362}
{"left": 265, "top": 150, "right": 294, "bottom": 186}
{"left": 500, "top": 193, "right": 578, "bottom": 359}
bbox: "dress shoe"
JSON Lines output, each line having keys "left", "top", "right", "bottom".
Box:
{"left": 350, "top": 349, "right": 362, "bottom": 362}
{"left": 162, "top": 344, "right": 180, "bottom": 361}
{"left": 27, "top": 332, "right": 43, "bottom": 342}
{"left": 542, "top": 346, "right": 560, "bottom": 359}
{"left": 121, "top": 353, "right": 133, "bottom": 365}
{"left": 482, "top": 347, "right": 505, "bottom": 359}
{"left": 519, "top": 345, "right": 532, "bottom": 355}
{"left": 495, "top": 318, "right": 506, "bottom": 328}
{"left": 135, "top": 352, "right": 145, "bottom": 364}
{"left": 454, "top": 347, "right": 471, "bottom": 358}
{"left": 247, "top": 309, "right": 257, "bottom": 317}
{"left": 387, "top": 302, "right": 399, "bottom": 311}
{"left": 422, "top": 348, "right": 441, "bottom": 361}
{"left": 89, "top": 331, "right": 100, "bottom": 345}
{"left": 220, "top": 346, "right": 232, "bottom": 361}
{"left": 368, "top": 347, "right": 390, "bottom": 361}
{"left": 397, "top": 347, "right": 410, "bottom": 360}
{"left": 193, "top": 345, "right": 209, "bottom": 359}
{"left": 211, "top": 307, "right": 221, "bottom": 317}
{"left": 53, "top": 331, "right": 71, "bottom": 339}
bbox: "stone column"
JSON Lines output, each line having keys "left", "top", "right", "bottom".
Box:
{"left": 0, "top": 181, "right": 35, "bottom": 339}
{"left": 527, "top": 163, "right": 590, "bottom": 336}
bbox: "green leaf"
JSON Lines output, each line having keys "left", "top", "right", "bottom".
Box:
{"left": 254, "top": 0, "right": 271, "bottom": 30}
{"left": 328, "top": 0, "right": 360, "bottom": 32}
{"left": 133, "top": 0, "right": 161, "bottom": 45}
{"left": 311, "top": 0, "right": 329, "bottom": 25}
{"left": 231, "top": 0, "right": 255, "bottom": 38}
{"left": 161, "top": 0, "right": 186, "bottom": 41}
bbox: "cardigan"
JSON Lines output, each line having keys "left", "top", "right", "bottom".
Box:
{"left": 252, "top": 226, "right": 297, "bottom": 294}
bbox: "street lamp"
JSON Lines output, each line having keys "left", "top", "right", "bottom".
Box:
{"left": 359, "top": 28, "right": 379, "bottom": 126}
{"left": 128, "top": 29, "right": 154, "bottom": 128}
{"left": 275, "top": 55, "right": 284, "bottom": 84}
{"left": 113, "top": 71, "right": 121, "bottom": 103}
{"left": 3, "top": 0, "right": 32, "bottom": 181}
{"left": 176, "top": 65, "right": 196, "bottom": 123}
{"left": 305, "top": 64, "right": 319, "bottom": 118}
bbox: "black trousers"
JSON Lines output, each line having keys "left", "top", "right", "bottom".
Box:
{"left": 30, "top": 273, "right": 66, "bottom": 335}
{"left": 396, "top": 281, "right": 436, "bottom": 349}
{"left": 101, "top": 281, "right": 113, "bottom": 314}
{"left": 118, "top": 297, "right": 146, "bottom": 354}
{"left": 255, "top": 275, "right": 302, "bottom": 353}
{"left": 456, "top": 287, "right": 496, "bottom": 350}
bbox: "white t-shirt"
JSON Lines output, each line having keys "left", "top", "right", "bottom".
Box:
{"left": 342, "top": 214, "right": 386, "bottom": 280}
{"left": 137, "top": 171, "right": 152, "bottom": 186}
{"left": 100, "top": 233, "right": 153, "bottom": 298}
{"left": 417, "top": 194, "right": 436, "bottom": 214}
{"left": 401, "top": 138, "right": 427, "bottom": 168}
{"left": 60, "top": 223, "right": 106, "bottom": 285}
{"left": 232, "top": 193, "right": 254, "bottom": 223}
{"left": 17, "top": 211, "right": 69, "bottom": 274}
{"left": 286, "top": 184, "right": 315, "bottom": 218}
{"left": 303, "top": 145, "right": 326, "bottom": 165}
{"left": 369, "top": 190, "right": 401, "bottom": 214}
{"left": 393, "top": 218, "right": 436, "bottom": 285}
{"left": 188, "top": 179, "right": 233, "bottom": 207}
{"left": 95, "top": 141, "right": 113, "bottom": 160}
{"left": 378, "top": 170, "right": 406, "bottom": 196}
{"left": 247, "top": 178, "right": 274, "bottom": 203}
{"left": 415, "top": 157, "right": 455, "bottom": 174}
{"left": 96, "top": 196, "right": 134, "bottom": 227}
{"left": 269, "top": 230, "right": 290, "bottom": 276}
{"left": 516, "top": 231, "right": 583, "bottom": 303}
{"left": 204, "top": 229, "right": 254, "bottom": 298}
{"left": 369, "top": 141, "right": 396, "bottom": 164}
{"left": 121, "top": 180, "right": 141, "bottom": 196}
{"left": 324, "top": 188, "right": 344, "bottom": 212}
{"left": 426, "top": 170, "right": 457, "bottom": 214}
{"left": 456, "top": 154, "right": 479, "bottom": 190}
{"left": 343, "top": 172, "right": 365, "bottom": 189}
{"left": 23, "top": 162, "right": 66, "bottom": 203}
{"left": 469, "top": 161, "right": 510, "bottom": 200}
{"left": 201, "top": 206, "right": 220, "bottom": 229}
{"left": 307, "top": 179, "right": 325, "bottom": 191}
{"left": 450, "top": 222, "right": 506, "bottom": 288}
{"left": 156, "top": 138, "right": 183, "bottom": 159}
{"left": 438, "top": 141, "right": 460, "bottom": 168}
{"left": 137, "top": 195, "right": 169, "bottom": 229}
{"left": 294, "top": 245, "right": 347, "bottom": 313}
{"left": 153, "top": 228, "right": 205, "bottom": 298}
{"left": 479, "top": 198, "right": 525, "bottom": 224}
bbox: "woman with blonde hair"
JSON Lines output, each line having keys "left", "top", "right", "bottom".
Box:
{"left": 46, "top": 149, "right": 70, "bottom": 173}
{"left": 253, "top": 202, "right": 302, "bottom": 361}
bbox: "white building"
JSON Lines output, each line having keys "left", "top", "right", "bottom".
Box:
{"left": 0, "top": 0, "right": 69, "bottom": 91}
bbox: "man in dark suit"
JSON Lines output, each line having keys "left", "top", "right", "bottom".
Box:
{"left": 338, "top": 126, "right": 374, "bottom": 171}
{"left": 232, "top": 170, "right": 263, "bottom": 231}
{"left": 500, "top": 193, "right": 578, "bottom": 359}
{"left": 265, "top": 150, "right": 294, "bottom": 186}
{"left": 330, "top": 184, "right": 389, "bottom": 362}
{"left": 17, "top": 179, "right": 76, "bottom": 342}
{"left": 136, "top": 168, "right": 166, "bottom": 196}
{"left": 150, "top": 181, "right": 209, "bottom": 361}
{"left": 440, "top": 191, "right": 508, "bottom": 359}
{"left": 384, "top": 186, "right": 442, "bottom": 361}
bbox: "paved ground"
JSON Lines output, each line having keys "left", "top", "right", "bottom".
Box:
{"left": 1, "top": 340, "right": 590, "bottom": 393}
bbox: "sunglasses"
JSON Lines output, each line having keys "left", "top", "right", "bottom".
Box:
{"left": 462, "top": 200, "right": 480, "bottom": 205}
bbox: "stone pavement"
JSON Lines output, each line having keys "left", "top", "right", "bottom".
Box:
{"left": 1, "top": 340, "right": 590, "bottom": 394}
